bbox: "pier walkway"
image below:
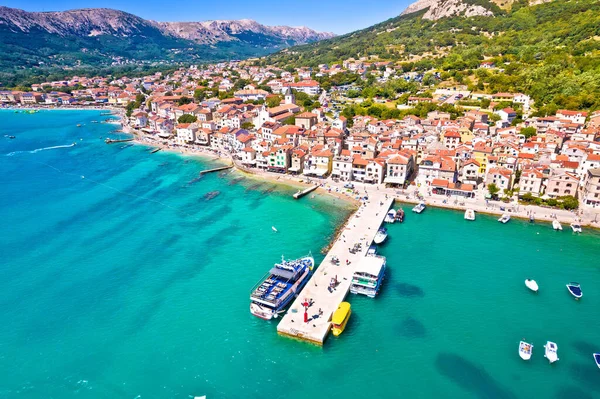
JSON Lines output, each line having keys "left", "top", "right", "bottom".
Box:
{"left": 277, "top": 196, "right": 394, "bottom": 345}
{"left": 198, "top": 164, "right": 233, "bottom": 175}
{"left": 293, "top": 185, "right": 318, "bottom": 199}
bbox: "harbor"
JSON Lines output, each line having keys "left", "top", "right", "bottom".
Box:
{"left": 277, "top": 195, "right": 394, "bottom": 345}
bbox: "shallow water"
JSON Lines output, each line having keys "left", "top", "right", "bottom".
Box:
{"left": 1, "top": 110, "right": 599, "bottom": 399}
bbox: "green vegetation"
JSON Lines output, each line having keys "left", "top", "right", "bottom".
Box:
{"left": 177, "top": 114, "right": 197, "bottom": 124}
{"left": 487, "top": 183, "right": 500, "bottom": 198}
{"left": 520, "top": 126, "right": 537, "bottom": 138}
{"left": 267, "top": 0, "right": 600, "bottom": 111}
{"left": 520, "top": 193, "right": 579, "bottom": 210}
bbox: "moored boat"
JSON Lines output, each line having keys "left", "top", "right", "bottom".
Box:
{"left": 594, "top": 353, "right": 600, "bottom": 369}
{"left": 331, "top": 302, "right": 351, "bottom": 336}
{"left": 498, "top": 214, "right": 511, "bottom": 224}
{"left": 250, "top": 255, "right": 314, "bottom": 320}
{"left": 571, "top": 222, "right": 582, "bottom": 233}
{"left": 519, "top": 341, "right": 533, "bottom": 361}
{"left": 464, "top": 209, "right": 475, "bottom": 221}
{"left": 366, "top": 244, "right": 377, "bottom": 257}
{"left": 350, "top": 255, "right": 386, "bottom": 298}
{"left": 544, "top": 341, "right": 559, "bottom": 363}
{"left": 412, "top": 202, "right": 426, "bottom": 214}
{"left": 553, "top": 220, "right": 563, "bottom": 231}
{"left": 394, "top": 208, "right": 405, "bottom": 222}
{"left": 566, "top": 282, "right": 582, "bottom": 299}
{"left": 384, "top": 209, "right": 397, "bottom": 223}
{"left": 373, "top": 227, "right": 388, "bottom": 245}
{"left": 525, "top": 279, "right": 539, "bottom": 292}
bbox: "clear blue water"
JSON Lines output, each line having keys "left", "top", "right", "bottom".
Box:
{"left": 1, "top": 110, "right": 600, "bottom": 399}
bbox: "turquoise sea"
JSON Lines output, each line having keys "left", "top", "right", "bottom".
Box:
{"left": 1, "top": 110, "right": 599, "bottom": 399}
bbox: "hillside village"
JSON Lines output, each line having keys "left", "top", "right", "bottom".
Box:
{"left": 3, "top": 60, "right": 600, "bottom": 212}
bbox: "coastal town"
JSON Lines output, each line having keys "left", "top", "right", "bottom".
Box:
{"left": 3, "top": 59, "right": 600, "bottom": 227}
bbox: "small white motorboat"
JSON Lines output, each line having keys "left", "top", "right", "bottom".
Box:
{"left": 594, "top": 353, "right": 600, "bottom": 369}
{"left": 271, "top": 226, "right": 278, "bottom": 233}
{"left": 412, "top": 202, "right": 426, "bottom": 214}
{"left": 544, "top": 341, "right": 559, "bottom": 363}
{"left": 553, "top": 220, "right": 563, "bottom": 231}
{"left": 570, "top": 222, "right": 582, "bottom": 233}
{"left": 464, "top": 209, "right": 475, "bottom": 221}
{"left": 566, "top": 282, "right": 582, "bottom": 299}
{"left": 498, "top": 214, "right": 511, "bottom": 224}
{"left": 525, "top": 279, "right": 539, "bottom": 292}
{"left": 519, "top": 341, "right": 533, "bottom": 361}
{"left": 373, "top": 227, "right": 388, "bottom": 244}
{"left": 384, "top": 209, "right": 397, "bottom": 223}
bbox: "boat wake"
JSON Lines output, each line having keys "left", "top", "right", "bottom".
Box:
{"left": 5, "top": 143, "right": 76, "bottom": 156}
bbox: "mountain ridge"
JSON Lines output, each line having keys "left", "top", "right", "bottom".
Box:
{"left": 0, "top": 6, "right": 334, "bottom": 72}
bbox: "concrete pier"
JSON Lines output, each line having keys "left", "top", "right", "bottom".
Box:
{"left": 198, "top": 164, "right": 233, "bottom": 175}
{"left": 293, "top": 185, "right": 318, "bottom": 199}
{"left": 277, "top": 196, "right": 394, "bottom": 345}
{"left": 105, "top": 138, "right": 134, "bottom": 144}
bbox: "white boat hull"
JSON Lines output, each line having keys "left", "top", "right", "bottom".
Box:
{"left": 373, "top": 233, "right": 387, "bottom": 245}
{"left": 544, "top": 342, "right": 559, "bottom": 363}
{"left": 519, "top": 341, "right": 533, "bottom": 361}
{"left": 553, "top": 220, "right": 562, "bottom": 231}
{"left": 525, "top": 279, "right": 539, "bottom": 292}
{"left": 464, "top": 209, "right": 475, "bottom": 221}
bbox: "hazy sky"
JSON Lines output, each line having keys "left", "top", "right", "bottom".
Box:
{"left": 3, "top": 1, "right": 414, "bottom": 34}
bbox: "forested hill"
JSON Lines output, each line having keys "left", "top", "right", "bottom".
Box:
{"left": 265, "top": 0, "right": 600, "bottom": 112}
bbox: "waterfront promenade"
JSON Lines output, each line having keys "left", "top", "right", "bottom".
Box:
{"left": 277, "top": 195, "right": 394, "bottom": 345}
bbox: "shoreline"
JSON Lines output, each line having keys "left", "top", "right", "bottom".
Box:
{"left": 13, "top": 106, "right": 598, "bottom": 231}
{"left": 395, "top": 195, "right": 600, "bottom": 230}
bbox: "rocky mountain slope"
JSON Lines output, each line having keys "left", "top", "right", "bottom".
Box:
{"left": 0, "top": 6, "right": 334, "bottom": 70}
{"left": 401, "top": 0, "right": 495, "bottom": 20}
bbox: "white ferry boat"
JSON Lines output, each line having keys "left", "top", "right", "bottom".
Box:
{"left": 350, "top": 255, "right": 386, "bottom": 298}
{"left": 250, "top": 255, "right": 314, "bottom": 320}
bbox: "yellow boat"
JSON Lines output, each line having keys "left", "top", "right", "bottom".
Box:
{"left": 331, "top": 302, "right": 351, "bottom": 336}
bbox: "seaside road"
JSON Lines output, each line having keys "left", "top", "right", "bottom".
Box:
{"left": 277, "top": 195, "right": 393, "bottom": 345}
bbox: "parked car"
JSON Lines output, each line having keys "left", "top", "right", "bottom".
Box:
{"left": 344, "top": 183, "right": 355, "bottom": 189}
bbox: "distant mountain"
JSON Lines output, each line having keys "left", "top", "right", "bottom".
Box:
{"left": 0, "top": 6, "right": 334, "bottom": 71}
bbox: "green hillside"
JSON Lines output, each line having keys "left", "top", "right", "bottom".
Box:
{"left": 266, "top": 0, "right": 600, "bottom": 112}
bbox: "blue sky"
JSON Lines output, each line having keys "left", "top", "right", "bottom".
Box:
{"left": 3, "top": 0, "right": 413, "bottom": 34}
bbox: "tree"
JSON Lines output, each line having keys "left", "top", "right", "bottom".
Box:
{"left": 241, "top": 122, "right": 254, "bottom": 130}
{"left": 266, "top": 96, "right": 281, "bottom": 108}
{"left": 177, "top": 114, "right": 197, "bottom": 124}
{"left": 487, "top": 183, "right": 500, "bottom": 198}
{"left": 193, "top": 89, "right": 204, "bottom": 102}
{"left": 177, "top": 96, "right": 192, "bottom": 106}
{"left": 521, "top": 126, "right": 537, "bottom": 138}
{"left": 125, "top": 101, "right": 135, "bottom": 118}
{"left": 560, "top": 195, "right": 579, "bottom": 210}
